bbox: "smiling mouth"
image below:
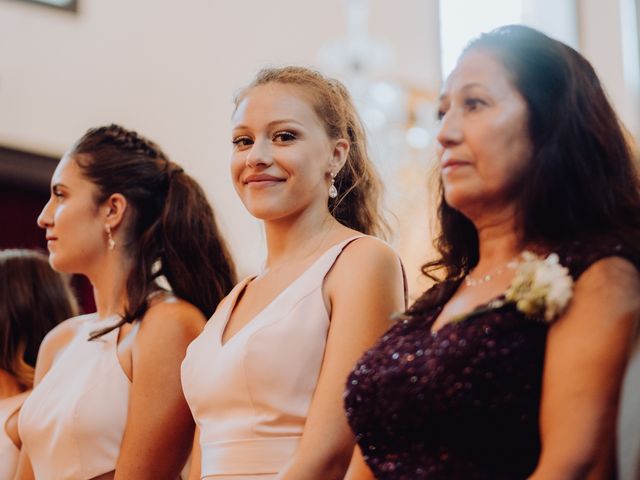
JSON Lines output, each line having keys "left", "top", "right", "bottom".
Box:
{"left": 243, "top": 175, "right": 285, "bottom": 186}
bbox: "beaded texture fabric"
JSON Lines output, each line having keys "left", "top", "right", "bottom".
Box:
{"left": 344, "top": 241, "right": 637, "bottom": 479}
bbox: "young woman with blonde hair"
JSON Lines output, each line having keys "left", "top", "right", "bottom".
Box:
{"left": 181, "top": 67, "right": 406, "bottom": 480}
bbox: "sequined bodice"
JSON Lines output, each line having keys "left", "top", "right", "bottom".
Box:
{"left": 344, "top": 242, "right": 636, "bottom": 479}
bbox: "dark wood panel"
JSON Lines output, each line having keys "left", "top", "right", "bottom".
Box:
{"left": 0, "top": 145, "right": 95, "bottom": 313}
{"left": 0, "top": 145, "right": 58, "bottom": 190}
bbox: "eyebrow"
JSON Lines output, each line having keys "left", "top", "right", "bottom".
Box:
{"left": 232, "top": 119, "right": 305, "bottom": 131}
{"left": 439, "top": 82, "right": 489, "bottom": 101}
{"left": 51, "top": 182, "right": 68, "bottom": 191}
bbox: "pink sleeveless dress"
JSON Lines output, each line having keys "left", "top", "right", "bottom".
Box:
{"left": 0, "top": 390, "right": 29, "bottom": 480}
{"left": 181, "top": 236, "right": 365, "bottom": 479}
{"left": 18, "top": 314, "right": 130, "bottom": 480}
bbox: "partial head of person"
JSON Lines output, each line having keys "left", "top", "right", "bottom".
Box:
{"left": 0, "top": 249, "right": 78, "bottom": 389}
{"left": 430, "top": 24, "right": 640, "bottom": 281}
{"left": 231, "top": 66, "right": 388, "bottom": 238}
{"left": 37, "top": 124, "right": 237, "bottom": 331}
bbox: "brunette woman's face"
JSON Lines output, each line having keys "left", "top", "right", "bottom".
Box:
{"left": 37, "top": 155, "right": 110, "bottom": 273}
{"left": 436, "top": 48, "right": 532, "bottom": 218}
{"left": 230, "top": 83, "right": 344, "bottom": 222}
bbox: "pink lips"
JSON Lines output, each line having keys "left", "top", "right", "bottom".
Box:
{"left": 46, "top": 234, "right": 57, "bottom": 247}
{"left": 441, "top": 158, "right": 471, "bottom": 172}
{"left": 243, "top": 173, "right": 285, "bottom": 187}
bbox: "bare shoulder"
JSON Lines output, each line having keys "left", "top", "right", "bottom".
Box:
{"left": 331, "top": 235, "right": 401, "bottom": 277}
{"left": 554, "top": 256, "right": 640, "bottom": 334}
{"left": 135, "top": 296, "right": 206, "bottom": 347}
{"left": 573, "top": 256, "right": 640, "bottom": 307}
{"left": 35, "top": 314, "right": 92, "bottom": 382}
{"left": 325, "top": 235, "right": 404, "bottom": 307}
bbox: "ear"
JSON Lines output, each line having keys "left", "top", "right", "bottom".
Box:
{"left": 102, "top": 193, "right": 128, "bottom": 231}
{"left": 328, "top": 138, "right": 349, "bottom": 175}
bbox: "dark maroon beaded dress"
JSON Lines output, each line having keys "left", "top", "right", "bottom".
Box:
{"left": 344, "top": 242, "right": 636, "bottom": 479}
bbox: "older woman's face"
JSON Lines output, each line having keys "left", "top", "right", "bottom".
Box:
{"left": 436, "top": 48, "right": 532, "bottom": 218}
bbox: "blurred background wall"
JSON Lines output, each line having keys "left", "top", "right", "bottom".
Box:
{"left": 0, "top": 0, "right": 638, "bottom": 310}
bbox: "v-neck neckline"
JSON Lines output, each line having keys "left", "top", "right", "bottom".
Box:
{"left": 427, "top": 279, "right": 510, "bottom": 336}
{"left": 218, "top": 236, "right": 362, "bottom": 347}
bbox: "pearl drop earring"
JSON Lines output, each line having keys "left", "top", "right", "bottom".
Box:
{"left": 328, "top": 172, "right": 338, "bottom": 199}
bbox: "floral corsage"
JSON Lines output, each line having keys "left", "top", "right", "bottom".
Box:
{"left": 504, "top": 251, "right": 574, "bottom": 321}
{"left": 455, "top": 251, "right": 574, "bottom": 324}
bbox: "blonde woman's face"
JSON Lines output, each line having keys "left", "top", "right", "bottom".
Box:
{"left": 230, "top": 83, "right": 338, "bottom": 222}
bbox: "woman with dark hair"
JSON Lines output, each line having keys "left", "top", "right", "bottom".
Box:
{"left": 0, "top": 249, "right": 77, "bottom": 479}
{"left": 15, "top": 124, "right": 237, "bottom": 479}
{"left": 344, "top": 25, "right": 640, "bottom": 479}
{"left": 181, "top": 66, "right": 406, "bottom": 479}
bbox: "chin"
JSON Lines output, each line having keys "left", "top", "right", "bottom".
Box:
{"left": 242, "top": 197, "right": 291, "bottom": 222}
{"left": 48, "top": 254, "right": 68, "bottom": 273}
{"left": 443, "top": 192, "right": 481, "bottom": 218}
{"left": 248, "top": 209, "right": 288, "bottom": 222}
{"left": 242, "top": 201, "right": 272, "bottom": 220}
{"left": 48, "top": 253, "right": 80, "bottom": 275}
{"left": 444, "top": 190, "right": 469, "bottom": 209}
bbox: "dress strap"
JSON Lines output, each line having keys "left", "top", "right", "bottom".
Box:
{"left": 309, "top": 234, "right": 408, "bottom": 307}
{"left": 310, "top": 234, "right": 367, "bottom": 280}
{"left": 556, "top": 240, "right": 640, "bottom": 281}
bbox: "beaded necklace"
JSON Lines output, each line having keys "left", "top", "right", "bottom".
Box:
{"left": 464, "top": 257, "right": 520, "bottom": 287}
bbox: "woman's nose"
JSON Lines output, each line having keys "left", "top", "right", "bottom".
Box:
{"left": 245, "top": 138, "right": 273, "bottom": 168}
{"left": 436, "top": 109, "right": 464, "bottom": 148}
{"left": 37, "top": 199, "right": 53, "bottom": 229}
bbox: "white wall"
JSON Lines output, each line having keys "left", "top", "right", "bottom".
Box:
{"left": 0, "top": 0, "right": 441, "bottom": 277}
{"left": 579, "top": 0, "right": 640, "bottom": 139}
{"left": 5, "top": 0, "right": 635, "bottom": 287}
{"left": 522, "top": 0, "right": 578, "bottom": 48}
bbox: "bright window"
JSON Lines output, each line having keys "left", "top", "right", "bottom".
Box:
{"left": 439, "top": 0, "right": 523, "bottom": 78}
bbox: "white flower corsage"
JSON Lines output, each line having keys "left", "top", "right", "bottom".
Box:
{"left": 504, "top": 251, "right": 574, "bottom": 321}
{"left": 454, "top": 251, "right": 574, "bottom": 324}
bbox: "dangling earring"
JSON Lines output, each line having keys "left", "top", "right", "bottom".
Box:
{"left": 328, "top": 172, "right": 338, "bottom": 199}
{"left": 105, "top": 224, "right": 116, "bottom": 250}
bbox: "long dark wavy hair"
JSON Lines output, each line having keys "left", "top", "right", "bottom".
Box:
{"left": 413, "top": 25, "right": 640, "bottom": 312}
{"left": 235, "top": 66, "right": 389, "bottom": 239}
{"left": 0, "top": 249, "right": 78, "bottom": 388}
{"left": 68, "top": 124, "right": 237, "bottom": 338}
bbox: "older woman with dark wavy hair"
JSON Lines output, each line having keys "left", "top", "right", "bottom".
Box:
{"left": 344, "top": 25, "right": 640, "bottom": 479}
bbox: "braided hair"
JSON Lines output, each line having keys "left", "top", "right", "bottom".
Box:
{"left": 69, "top": 124, "right": 236, "bottom": 338}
